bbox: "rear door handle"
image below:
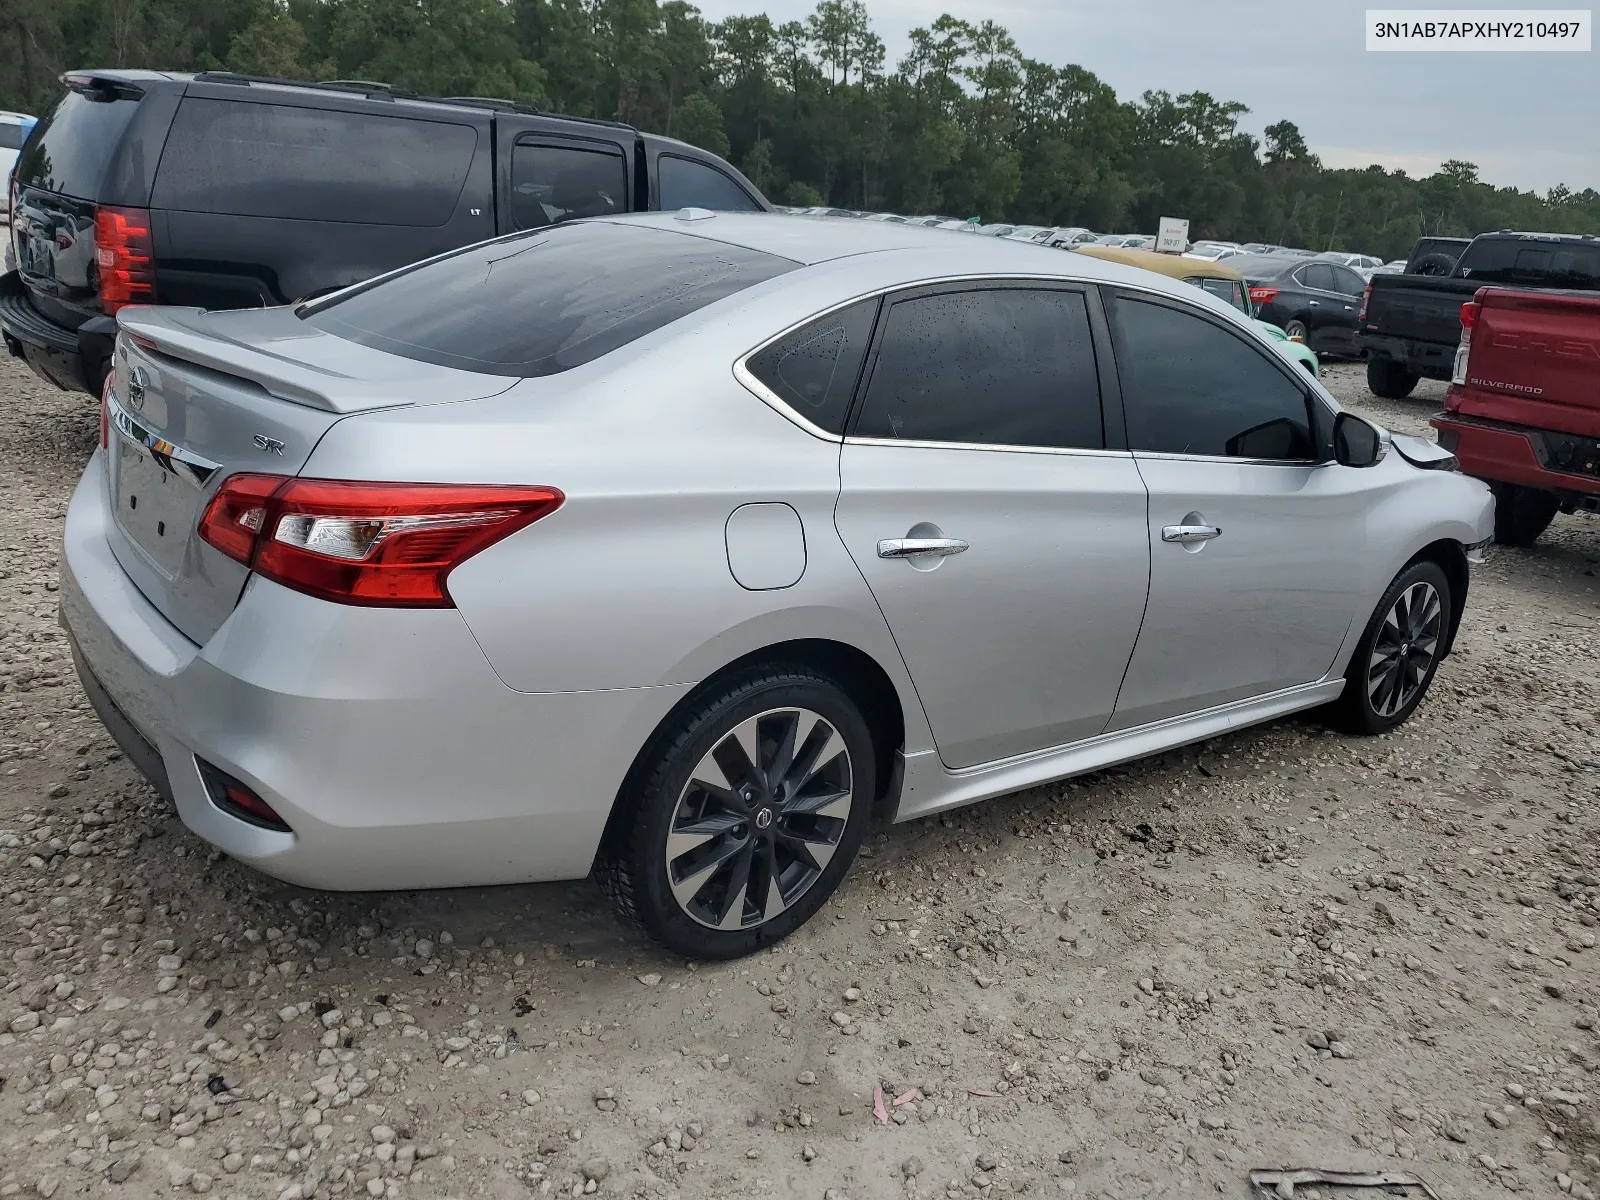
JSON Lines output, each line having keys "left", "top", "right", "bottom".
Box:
{"left": 1308, "top": 300, "right": 1320, "bottom": 307}
{"left": 877, "top": 537, "right": 969, "bottom": 559}
{"left": 1161, "top": 524, "right": 1222, "bottom": 544}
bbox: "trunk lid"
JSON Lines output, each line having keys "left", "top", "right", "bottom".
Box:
{"left": 105, "top": 306, "right": 518, "bottom": 644}
{"left": 1453, "top": 289, "right": 1600, "bottom": 438}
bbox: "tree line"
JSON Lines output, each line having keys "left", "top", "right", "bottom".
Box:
{"left": 4, "top": 0, "right": 1596, "bottom": 261}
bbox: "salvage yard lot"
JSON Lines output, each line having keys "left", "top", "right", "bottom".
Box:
{"left": 0, "top": 356, "right": 1596, "bottom": 1200}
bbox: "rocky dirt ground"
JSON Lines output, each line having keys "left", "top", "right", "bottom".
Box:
{"left": 0, "top": 356, "right": 1596, "bottom": 1200}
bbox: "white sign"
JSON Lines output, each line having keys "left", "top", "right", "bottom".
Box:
{"left": 1155, "top": 217, "right": 1189, "bottom": 254}
{"left": 1367, "top": 10, "right": 1590, "bottom": 51}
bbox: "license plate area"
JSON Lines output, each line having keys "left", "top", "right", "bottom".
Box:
{"left": 113, "top": 436, "right": 206, "bottom": 579}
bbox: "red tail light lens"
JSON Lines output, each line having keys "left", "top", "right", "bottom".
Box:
{"left": 197, "top": 759, "right": 292, "bottom": 833}
{"left": 1357, "top": 282, "right": 1372, "bottom": 322}
{"left": 1459, "top": 301, "right": 1479, "bottom": 329}
{"left": 1248, "top": 286, "right": 1278, "bottom": 305}
{"left": 94, "top": 205, "right": 158, "bottom": 313}
{"left": 198, "top": 476, "right": 564, "bottom": 607}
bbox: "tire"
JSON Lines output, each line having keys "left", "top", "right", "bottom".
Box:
{"left": 1491, "top": 483, "right": 1559, "bottom": 547}
{"left": 1284, "top": 319, "right": 1309, "bottom": 341}
{"left": 1328, "top": 560, "right": 1451, "bottom": 736}
{"left": 596, "top": 665, "right": 876, "bottom": 959}
{"left": 1411, "top": 253, "right": 1455, "bottom": 277}
{"left": 1366, "top": 356, "right": 1420, "bottom": 400}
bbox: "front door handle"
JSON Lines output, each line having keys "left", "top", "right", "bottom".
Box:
{"left": 1161, "top": 524, "right": 1222, "bottom": 545}
{"left": 877, "top": 537, "right": 969, "bottom": 559}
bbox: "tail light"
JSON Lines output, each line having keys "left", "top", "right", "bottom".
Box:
{"left": 197, "top": 760, "right": 291, "bottom": 833}
{"left": 1248, "top": 286, "right": 1278, "bottom": 306}
{"left": 94, "top": 205, "right": 158, "bottom": 313}
{"left": 1451, "top": 296, "right": 1481, "bottom": 387}
{"left": 1357, "top": 282, "right": 1372, "bottom": 322}
{"left": 99, "top": 372, "right": 113, "bottom": 450}
{"left": 198, "top": 476, "right": 564, "bottom": 607}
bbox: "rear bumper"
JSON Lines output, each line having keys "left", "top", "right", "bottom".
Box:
{"left": 1358, "top": 332, "right": 1455, "bottom": 379}
{"left": 1432, "top": 411, "right": 1600, "bottom": 498}
{"left": 60, "top": 449, "right": 690, "bottom": 891}
{"left": 0, "top": 270, "right": 113, "bottom": 394}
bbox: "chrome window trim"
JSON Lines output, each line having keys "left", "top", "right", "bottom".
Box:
{"left": 106, "top": 387, "right": 222, "bottom": 490}
{"left": 845, "top": 435, "right": 1131, "bottom": 460}
{"left": 1132, "top": 450, "right": 1323, "bottom": 468}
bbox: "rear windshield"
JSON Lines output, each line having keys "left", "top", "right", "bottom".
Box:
{"left": 14, "top": 89, "right": 139, "bottom": 199}
{"left": 152, "top": 98, "right": 478, "bottom": 227}
{"left": 1458, "top": 238, "right": 1600, "bottom": 290}
{"left": 303, "top": 222, "right": 798, "bottom": 377}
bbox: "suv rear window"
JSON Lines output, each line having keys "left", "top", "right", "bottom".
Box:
{"left": 151, "top": 98, "right": 478, "bottom": 227}
{"left": 14, "top": 89, "right": 140, "bottom": 199}
{"left": 302, "top": 222, "right": 798, "bottom": 377}
{"left": 0, "top": 123, "right": 24, "bottom": 151}
{"left": 1458, "top": 238, "right": 1600, "bottom": 290}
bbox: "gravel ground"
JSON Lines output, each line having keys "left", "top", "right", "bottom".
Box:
{"left": 0, "top": 354, "right": 1596, "bottom": 1200}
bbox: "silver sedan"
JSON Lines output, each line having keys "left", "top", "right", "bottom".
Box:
{"left": 62, "top": 213, "right": 1494, "bottom": 958}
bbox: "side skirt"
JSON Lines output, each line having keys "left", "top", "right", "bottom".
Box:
{"left": 892, "top": 678, "right": 1346, "bottom": 823}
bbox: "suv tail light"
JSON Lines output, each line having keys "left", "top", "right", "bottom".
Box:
{"left": 1357, "top": 282, "right": 1372, "bottom": 322}
{"left": 198, "top": 476, "right": 564, "bottom": 607}
{"left": 1248, "top": 286, "right": 1278, "bottom": 306}
{"left": 94, "top": 205, "right": 158, "bottom": 313}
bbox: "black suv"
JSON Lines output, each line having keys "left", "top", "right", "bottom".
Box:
{"left": 2, "top": 70, "right": 769, "bottom": 395}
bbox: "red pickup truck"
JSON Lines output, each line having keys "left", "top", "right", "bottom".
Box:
{"left": 1432, "top": 287, "right": 1600, "bottom": 545}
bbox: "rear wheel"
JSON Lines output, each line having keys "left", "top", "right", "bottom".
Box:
{"left": 1366, "top": 357, "right": 1420, "bottom": 399}
{"left": 597, "top": 665, "right": 875, "bottom": 959}
{"left": 1329, "top": 560, "right": 1451, "bottom": 736}
{"left": 1284, "top": 319, "right": 1309, "bottom": 341}
{"left": 1492, "top": 483, "right": 1560, "bottom": 546}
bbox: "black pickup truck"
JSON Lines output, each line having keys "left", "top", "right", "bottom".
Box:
{"left": 1357, "top": 231, "right": 1600, "bottom": 398}
{"left": 2, "top": 70, "right": 768, "bottom": 395}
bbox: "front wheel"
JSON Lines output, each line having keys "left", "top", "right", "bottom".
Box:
{"left": 596, "top": 666, "right": 876, "bottom": 958}
{"left": 1492, "top": 483, "right": 1559, "bottom": 547}
{"left": 1328, "top": 560, "right": 1451, "bottom": 736}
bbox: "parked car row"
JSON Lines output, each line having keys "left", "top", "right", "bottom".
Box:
{"left": 1, "top": 109, "right": 38, "bottom": 223}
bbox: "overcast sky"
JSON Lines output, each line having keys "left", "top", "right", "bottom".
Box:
{"left": 694, "top": 0, "right": 1598, "bottom": 194}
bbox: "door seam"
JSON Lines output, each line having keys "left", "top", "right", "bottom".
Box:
{"left": 1105, "top": 453, "right": 1156, "bottom": 732}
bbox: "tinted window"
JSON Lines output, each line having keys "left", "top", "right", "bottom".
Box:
{"left": 510, "top": 141, "right": 627, "bottom": 229}
{"left": 659, "top": 155, "right": 761, "bottom": 211}
{"left": 1458, "top": 238, "right": 1600, "bottom": 289}
{"left": 14, "top": 89, "right": 139, "bottom": 199}
{"left": 854, "top": 288, "right": 1103, "bottom": 450}
{"left": 745, "top": 299, "right": 877, "bottom": 434}
{"left": 1113, "top": 297, "right": 1315, "bottom": 461}
{"left": 1330, "top": 266, "right": 1366, "bottom": 295}
{"left": 151, "top": 98, "right": 477, "bottom": 226}
{"left": 1189, "top": 276, "right": 1248, "bottom": 313}
{"left": 303, "top": 222, "right": 797, "bottom": 377}
{"left": 0, "top": 123, "right": 23, "bottom": 151}
{"left": 1300, "top": 263, "right": 1337, "bottom": 291}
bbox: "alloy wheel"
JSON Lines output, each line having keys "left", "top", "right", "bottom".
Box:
{"left": 1367, "top": 581, "right": 1442, "bottom": 717}
{"left": 664, "top": 707, "right": 854, "bottom": 931}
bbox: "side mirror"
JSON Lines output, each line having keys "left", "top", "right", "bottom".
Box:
{"left": 1333, "top": 412, "right": 1385, "bottom": 467}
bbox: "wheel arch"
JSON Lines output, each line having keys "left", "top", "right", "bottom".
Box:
{"left": 601, "top": 638, "right": 910, "bottom": 855}
{"left": 1407, "top": 538, "right": 1469, "bottom": 657}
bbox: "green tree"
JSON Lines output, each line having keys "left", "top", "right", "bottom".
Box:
{"left": 226, "top": 3, "right": 310, "bottom": 78}
{"left": 673, "top": 91, "right": 729, "bottom": 156}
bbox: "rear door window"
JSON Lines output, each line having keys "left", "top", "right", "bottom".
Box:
{"left": 302, "top": 222, "right": 797, "bottom": 377}
{"left": 744, "top": 299, "right": 878, "bottom": 435}
{"left": 852, "top": 287, "right": 1104, "bottom": 450}
{"left": 151, "top": 98, "right": 478, "bottom": 226}
{"left": 510, "top": 140, "right": 628, "bottom": 229}
{"left": 1301, "top": 264, "right": 1338, "bottom": 292}
{"left": 14, "top": 88, "right": 140, "bottom": 198}
{"left": 1459, "top": 238, "right": 1600, "bottom": 289}
{"left": 658, "top": 155, "right": 761, "bottom": 212}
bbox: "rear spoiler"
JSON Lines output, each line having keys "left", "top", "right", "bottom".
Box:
{"left": 115, "top": 306, "right": 442, "bottom": 414}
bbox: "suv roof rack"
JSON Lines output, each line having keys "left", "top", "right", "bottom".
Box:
{"left": 190, "top": 72, "right": 637, "bottom": 130}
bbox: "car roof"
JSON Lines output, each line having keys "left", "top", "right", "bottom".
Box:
{"left": 1074, "top": 243, "right": 1245, "bottom": 282}
{"left": 583, "top": 212, "right": 1239, "bottom": 308}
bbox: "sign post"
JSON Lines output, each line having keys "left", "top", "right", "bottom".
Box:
{"left": 1155, "top": 217, "right": 1190, "bottom": 254}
